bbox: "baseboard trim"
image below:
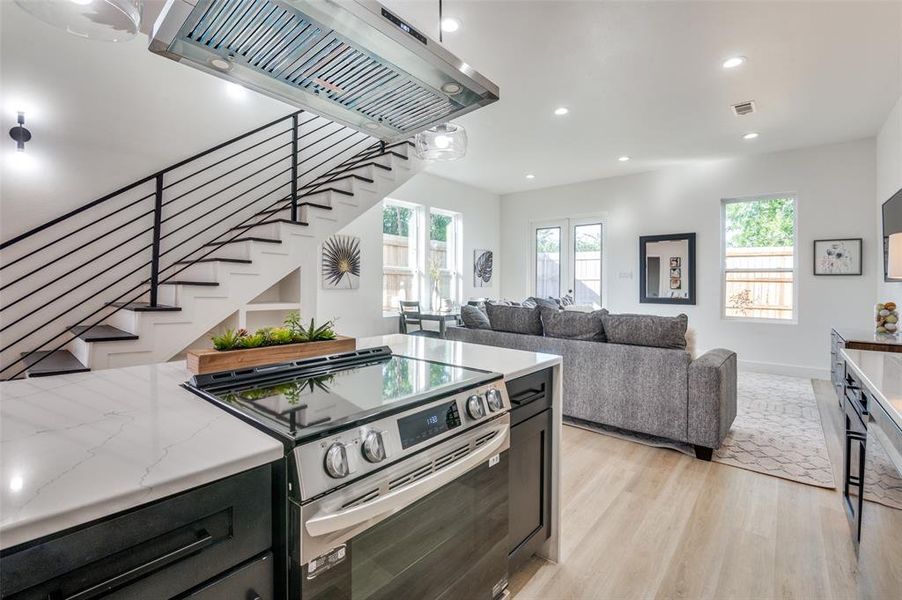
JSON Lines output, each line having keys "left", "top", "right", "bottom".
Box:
{"left": 738, "top": 359, "right": 829, "bottom": 381}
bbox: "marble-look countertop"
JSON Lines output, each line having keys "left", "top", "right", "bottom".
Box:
{"left": 363, "top": 333, "right": 562, "bottom": 381}
{"left": 0, "top": 335, "right": 562, "bottom": 553}
{"left": 841, "top": 349, "right": 902, "bottom": 432}
{"left": 0, "top": 362, "right": 284, "bottom": 551}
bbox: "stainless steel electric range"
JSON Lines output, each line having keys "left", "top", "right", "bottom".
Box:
{"left": 185, "top": 346, "right": 512, "bottom": 600}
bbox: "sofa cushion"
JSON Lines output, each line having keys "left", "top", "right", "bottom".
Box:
{"left": 540, "top": 307, "right": 609, "bottom": 342}
{"left": 460, "top": 305, "right": 491, "bottom": 330}
{"left": 601, "top": 313, "right": 688, "bottom": 349}
{"left": 485, "top": 303, "right": 543, "bottom": 335}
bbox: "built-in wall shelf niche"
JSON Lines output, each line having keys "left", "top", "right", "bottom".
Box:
{"left": 240, "top": 268, "right": 302, "bottom": 331}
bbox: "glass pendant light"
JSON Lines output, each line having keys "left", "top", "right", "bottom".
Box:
{"left": 414, "top": 123, "right": 467, "bottom": 161}
{"left": 15, "top": 0, "right": 142, "bottom": 42}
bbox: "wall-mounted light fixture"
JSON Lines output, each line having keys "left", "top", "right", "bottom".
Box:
{"left": 9, "top": 112, "right": 31, "bottom": 152}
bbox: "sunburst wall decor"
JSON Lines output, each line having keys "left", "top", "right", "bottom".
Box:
{"left": 322, "top": 235, "right": 361, "bottom": 289}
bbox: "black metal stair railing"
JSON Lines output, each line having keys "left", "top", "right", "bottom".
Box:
{"left": 0, "top": 110, "right": 408, "bottom": 380}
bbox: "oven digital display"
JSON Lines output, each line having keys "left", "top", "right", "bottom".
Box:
{"left": 398, "top": 401, "right": 461, "bottom": 449}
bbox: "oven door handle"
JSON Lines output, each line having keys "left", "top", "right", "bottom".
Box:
{"left": 304, "top": 424, "right": 508, "bottom": 538}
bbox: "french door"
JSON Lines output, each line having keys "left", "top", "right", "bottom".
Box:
{"left": 530, "top": 217, "right": 604, "bottom": 306}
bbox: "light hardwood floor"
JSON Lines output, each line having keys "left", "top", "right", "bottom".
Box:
{"left": 509, "top": 380, "right": 894, "bottom": 599}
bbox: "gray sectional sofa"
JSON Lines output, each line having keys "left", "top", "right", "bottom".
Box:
{"left": 446, "top": 306, "right": 737, "bottom": 459}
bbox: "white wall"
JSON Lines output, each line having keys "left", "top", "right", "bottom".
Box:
{"left": 314, "top": 173, "right": 501, "bottom": 337}
{"left": 501, "top": 139, "right": 877, "bottom": 379}
{"left": 876, "top": 95, "right": 902, "bottom": 300}
{"left": 0, "top": 2, "right": 292, "bottom": 240}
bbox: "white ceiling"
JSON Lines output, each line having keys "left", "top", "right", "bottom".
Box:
{"left": 7, "top": 0, "right": 902, "bottom": 208}
{"left": 379, "top": 0, "right": 902, "bottom": 195}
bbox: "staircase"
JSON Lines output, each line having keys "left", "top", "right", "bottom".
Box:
{"left": 0, "top": 111, "right": 424, "bottom": 379}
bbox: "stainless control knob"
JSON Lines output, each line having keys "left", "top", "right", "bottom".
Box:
{"left": 362, "top": 430, "right": 387, "bottom": 463}
{"left": 324, "top": 443, "right": 350, "bottom": 479}
{"left": 466, "top": 395, "right": 486, "bottom": 419}
{"left": 485, "top": 388, "right": 504, "bottom": 412}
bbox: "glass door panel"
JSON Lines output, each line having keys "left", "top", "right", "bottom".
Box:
{"left": 573, "top": 223, "right": 602, "bottom": 306}
{"left": 535, "top": 227, "right": 561, "bottom": 298}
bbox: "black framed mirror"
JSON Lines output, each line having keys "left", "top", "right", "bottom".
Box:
{"left": 640, "top": 233, "right": 696, "bottom": 305}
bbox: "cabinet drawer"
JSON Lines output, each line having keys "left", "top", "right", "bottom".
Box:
{"left": 183, "top": 552, "right": 274, "bottom": 600}
{"left": 1, "top": 466, "right": 272, "bottom": 600}
{"left": 506, "top": 368, "right": 553, "bottom": 426}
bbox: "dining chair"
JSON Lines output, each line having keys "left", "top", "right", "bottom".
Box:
{"left": 399, "top": 301, "right": 440, "bottom": 337}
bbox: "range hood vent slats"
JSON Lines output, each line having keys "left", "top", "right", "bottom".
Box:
{"left": 152, "top": 0, "right": 499, "bottom": 141}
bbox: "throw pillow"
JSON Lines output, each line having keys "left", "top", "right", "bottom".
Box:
{"left": 460, "top": 305, "right": 491, "bottom": 330}
{"left": 524, "top": 296, "right": 559, "bottom": 311}
{"left": 485, "top": 303, "right": 543, "bottom": 336}
{"left": 601, "top": 313, "right": 688, "bottom": 350}
{"left": 541, "top": 307, "right": 608, "bottom": 342}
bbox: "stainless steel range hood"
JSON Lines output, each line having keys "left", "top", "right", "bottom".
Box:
{"left": 149, "top": 0, "right": 499, "bottom": 142}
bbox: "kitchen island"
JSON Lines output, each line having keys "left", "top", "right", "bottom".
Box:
{"left": 839, "top": 348, "right": 902, "bottom": 598}
{"left": 0, "top": 334, "right": 562, "bottom": 597}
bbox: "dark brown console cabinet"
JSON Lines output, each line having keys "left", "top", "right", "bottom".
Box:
{"left": 506, "top": 368, "right": 553, "bottom": 575}
{"left": 0, "top": 465, "right": 274, "bottom": 600}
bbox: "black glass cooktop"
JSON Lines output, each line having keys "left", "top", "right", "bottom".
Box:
{"left": 185, "top": 346, "right": 497, "bottom": 444}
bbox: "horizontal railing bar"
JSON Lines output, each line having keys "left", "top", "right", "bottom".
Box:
{"left": 0, "top": 238, "right": 154, "bottom": 338}
{"left": 1, "top": 132, "right": 385, "bottom": 378}
{"left": 159, "top": 169, "right": 294, "bottom": 244}
{"left": 2, "top": 124, "right": 364, "bottom": 298}
{"left": 161, "top": 152, "right": 293, "bottom": 226}
{"left": 0, "top": 191, "right": 154, "bottom": 273}
{"left": 166, "top": 136, "right": 376, "bottom": 261}
{"left": 0, "top": 110, "right": 304, "bottom": 251}
{"left": 162, "top": 122, "right": 357, "bottom": 223}
{"left": 0, "top": 207, "right": 156, "bottom": 295}
{"left": 161, "top": 126, "right": 294, "bottom": 196}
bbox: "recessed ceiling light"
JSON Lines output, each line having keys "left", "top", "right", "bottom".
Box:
{"left": 210, "top": 57, "right": 231, "bottom": 71}
{"left": 553, "top": 107, "right": 569, "bottom": 116}
{"left": 618, "top": 156, "right": 630, "bottom": 162}
{"left": 70, "top": 0, "right": 93, "bottom": 5}
{"left": 440, "top": 18, "right": 460, "bottom": 33}
{"left": 742, "top": 132, "right": 759, "bottom": 140}
{"left": 526, "top": 174, "right": 535, "bottom": 179}
{"left": 722, "top": 56, "right": 746, "bottom": 69}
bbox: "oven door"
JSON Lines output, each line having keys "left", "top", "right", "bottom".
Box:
{"left": 294, "top": 415, "right": 510, "bottom": 600}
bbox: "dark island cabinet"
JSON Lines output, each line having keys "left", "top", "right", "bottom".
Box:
{"left": 0, "top": 465, "right": 273, "bottom": 600}
{"left": 506, "top": 368, "right": 553, "bottom": 575}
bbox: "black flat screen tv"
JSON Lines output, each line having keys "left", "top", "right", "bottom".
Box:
{"left": 883, "top": 186, "right": 902, "bottom": 282}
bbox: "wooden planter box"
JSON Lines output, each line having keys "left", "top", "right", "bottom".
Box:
{"left": 187, "top": 336, "right": 356, "bottom": 375}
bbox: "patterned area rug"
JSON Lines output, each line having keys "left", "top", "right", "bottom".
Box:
{"left": 712, "top": 372, "right": 834, "bottom": 488}
{"left": 565, "top": 371, "right": 836, "bottom": 489}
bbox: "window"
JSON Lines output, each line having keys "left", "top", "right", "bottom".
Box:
{"left": 382, "top": 200, "right": 462, "bottom": 312}
{"left": 722, "top": 195, "right": 797, "bottom": 321}
{"left": 428, "top": 209, "right": 461, "bottom": 310}
{"left": 532, "top": 218, "right": 604, "bottom": 306}
{"left": 382, "top": 200, "right": 419, "bottom": 312}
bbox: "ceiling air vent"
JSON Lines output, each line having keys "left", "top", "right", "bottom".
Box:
{"left": 149, "top": 0, "right": 499, "bottom": 143}
{"left": 731, "top": 101, "right": 756, "bottom": 117}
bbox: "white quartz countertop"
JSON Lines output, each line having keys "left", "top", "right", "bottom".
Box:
{"left": 841, "top": 348, "right": 902, "bottom": 431}
{"left": 0, "top": 362, "right": 284, "bottom": 550}
{"left": 0, "top": 335, "right": 561, "bottom": 551}
{"left": 361, "top": 333, "right": 562, "bottom": 381}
